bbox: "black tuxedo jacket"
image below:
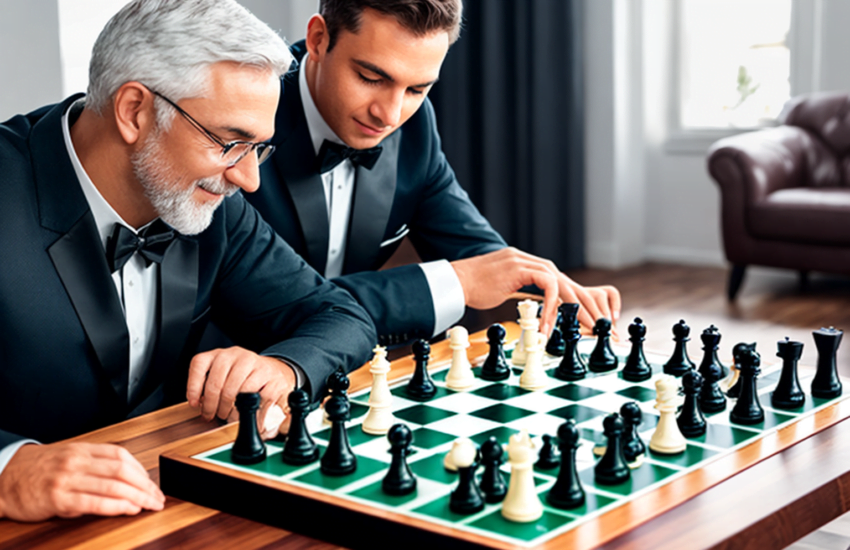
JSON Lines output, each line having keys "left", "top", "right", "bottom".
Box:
{"left": 0, "top": 96, "right": 376, "bottom": 447}
{"left": 248, "top": 42, "right": 506, "bottom": 346}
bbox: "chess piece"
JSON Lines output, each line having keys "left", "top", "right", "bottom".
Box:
{"left": 698, "top": 325, "right": 728, "bottom": 380}
{"left": 725, "top": 342, "right": 750, "bottom": 398}
{"left": 281, "top": 389, "right": 319, "bottom": 465}
{"left": 677, "top": 370, "right": 707, "bottom": 437}
{"left": 622, "top": 317, "right": 652, "bottom": 382}
{"left": 519, "top": 332, "right": 548, "bottom": 390}
{"left": 481, "top": 324, "right": 511, "bottom": 381}
{"left": 649, "top": 375, "right": 687, "bottom": 454}
{"left": 445, "top": 326, "right": 475, "bottom": 391}
{"left": 535, "top": 434, "right": 560, "bottom": 470}
{"left": 479, "top": 436, "right": 507, "bottom": 503}
{"left": 407, "top": 340, "right": 437, "bottom": 400}
{"left": 812, "top": 327, "right": 843, "bottom": 399}
{"left": 595, "top": 414, "right": 630, "bottom": 485}
{"left": 663, "top": 320, "right": 695, "bottom": 376}
{"left": 588, "top": 318, "right": 618, "bottom": 373}
{"left": 362, "top": 345, "right": 395, "bottom": 434}
{"left": 449, "top": 438, "right": 484, "bottom": 514}
{"left": 501, "top": 430, "right": 543, "bottom": 522}
{"left": 382, "top": 424, "right": 417, "bottom": 496}
{"left": 512, "top": 300, "right": 540, "bottom": 366}
{"left": 729, "top": 344, "right": 764, "bottom": 425}
{"left": 554, "top": 303, "right": 587, "bottom": 381}
{"left": 547, "top": 420, "right": 585, "bottom": 509}
{"left": 443, "top": 438, "right": 463, "bottom": 472}
{"left": 321, "top": 368, "right": 357, "bottom": 475}
{"left": 772, "top": 338, "right": 805, "bottom": 409}
{"left": 546, "top": 308, "right": 566, "bottom": 357}
{"left": 231, "top": 392, "right": 266, "bottom": 465}
{"left": 698, "top": 329, "right": 727, "bottom": 414}
{"left": 620, "top": 402, "right": 646, "bottom": 468}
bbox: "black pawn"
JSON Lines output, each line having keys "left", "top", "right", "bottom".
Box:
{"left": 698, "top": 327, "right": 727, "bottom": 413}
{"left": 772, "top": 338, "right": 805, "bottom": 409}
{"left": 620, "top": 402, "right": 646, "bottom": 464}
{"left": 726, "top": 342, "right": 750, "bottom": 399}
{"left": 589, "top": 318, "right": 618, "bottom": 373}
{"left": 812, "top": 327, "right": 843, "bottom": 399}
{"left": 594, "top": 414, "right": 630, "bottom": 485}
{"left": 663, "top": 320, "right": 696, "bottom": 376}
{"left": 320, "top": 368, "right": 357, "bottom": 475}
{"left": 622, "top": 318, "right": 652, "bottom": 382}
{"left": 730, "top": 344, "right": 764, "bottom": 425}
{"left": 481, "top": 324, "right": 511, "bottom": 381}
{"left": 547, "top": 420, "right": 585, "bottom": 509}
{"left": 407, "top": 340, "right": 437, "bottom": 399}
{"left": 479, "top": 437, "right": 507, "bottom": 503}
{"left": 535, "top": 434, "right": 560, "bottom": 470}
{"left": 546, "top": 308, "right": 566, "bottom": 357}
{"left": 281, "top": 389, "right": 319, "bottom": 465}
{"left": 554, "top": 303, "right": 587, "bottom": 381}
{"left": 698, "top": 325, "right": 728, "bottom": 379}
{"left": 231, "top": 392, "right": 266, "bottom": 465}
{"left": 382, "top": 424, "right": 417, "bottom": 495}
{"left": 677, "top": 370, "right": 707, "bottom": 437}
{"left": 450, "top": 443, "right": 485, "bottom": 514}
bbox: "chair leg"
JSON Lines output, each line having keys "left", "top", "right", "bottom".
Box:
{"left": 728, "top": 265, "right": 747, "bottom": 301}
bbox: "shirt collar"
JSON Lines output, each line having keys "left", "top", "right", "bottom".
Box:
{"left": 299, "top": 53, "right": 346, "bottom": 157}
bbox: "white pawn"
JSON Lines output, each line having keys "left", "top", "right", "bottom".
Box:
{"left": 443, "top": 437, "right": 471, "bottom": 472}
{"left": 362, "top": 345, "right": 395, "bottom": 434}
{"left": 445, "top": 326, "right": 475, "bottom": 391}
{"left": 512, "top": 300, "right": 540, "bottom": 366}
{"left": 649, "top": 375, "right": 687, "bottom": 454}
{"left": 519, "top": 332, "right": 548, "bottom": 390}
{"left": 501, "top": 430, "right": 543, "bottom": 522}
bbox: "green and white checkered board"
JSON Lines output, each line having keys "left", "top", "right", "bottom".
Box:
{"left": 194, "top": 340, "right": 845, "bottom": 548}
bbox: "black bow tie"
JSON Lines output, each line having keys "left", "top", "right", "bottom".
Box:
{"left": 106, "top": 221, "right": 176, "bottom": 273}
{"left": 317, "top": 140, "right": 383, "bottom": 174}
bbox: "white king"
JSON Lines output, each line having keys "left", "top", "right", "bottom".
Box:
{"left": 361, "top": 345, "right": 395, "bottom": 434}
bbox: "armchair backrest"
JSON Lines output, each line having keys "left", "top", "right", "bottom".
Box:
{"left": 780, "top": 92, "right": 850, "bottom": 187}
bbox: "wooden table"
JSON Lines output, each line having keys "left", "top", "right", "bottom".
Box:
{"left": 2, "top": 324, "right": 850, "bottom": 550}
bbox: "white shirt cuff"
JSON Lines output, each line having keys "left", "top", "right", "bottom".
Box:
{"left": 0, "top": 440, "right": 39, "bottom": 477}
{"left": 419, "top": 260, "right": 466, "bottom": 337}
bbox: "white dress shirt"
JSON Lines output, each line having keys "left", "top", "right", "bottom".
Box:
{"left": 299, "top": 57, "right": 466, "bottom": 337}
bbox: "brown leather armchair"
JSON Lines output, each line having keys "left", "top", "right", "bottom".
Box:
{"left": 707, "top": 92, "right": 850, "bottom": 300}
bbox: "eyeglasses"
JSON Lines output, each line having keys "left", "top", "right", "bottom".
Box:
{"left": 149, "top": 89, "right": 276, "bottom": 167}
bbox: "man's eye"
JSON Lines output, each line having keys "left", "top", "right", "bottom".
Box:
{"left": 358, "top": 73, "right": 381, "bottom": 85}
{"left": 408, "top": 88, "right": 424, "bottom": 96}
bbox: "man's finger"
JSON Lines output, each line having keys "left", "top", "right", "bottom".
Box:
{"left": 72, "top": 474, "right": 164, "bottom": 511}
{"left": 186, "top": 353, "right": 215, "bottom": 408}
{"left": 60, "top": 492, "right": 144, "bottom": 518}
{"left": 606, "top": 286, "right": 622, "bottom": 321}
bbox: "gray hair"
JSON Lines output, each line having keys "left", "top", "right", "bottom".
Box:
{"left": 86, "top": 0, "right": 292, "bottom": 121}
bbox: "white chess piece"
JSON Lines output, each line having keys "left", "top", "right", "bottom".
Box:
{"left": 443, "top": 437, "right": 471, "bottom": 472}
{"left": 501, "top": 430, "right": 543, "bottom": 522}
{"left": 519, "top": 332, "right": 548, "bottom": 390}
{"left": 445, "top": 326, "right": 475, "bottom": 391}
{"left": 362, "top": 345, "right": 395, "bottom": 434}
{"left": 649, "top": 375, "right": 687, "bottom": 454}
{"left": 512, "top": 300, "right": 539, "bottom": 366}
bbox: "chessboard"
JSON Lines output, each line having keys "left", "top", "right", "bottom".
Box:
{"left": 160, "top": 322, "right": 849, "bottom": 550}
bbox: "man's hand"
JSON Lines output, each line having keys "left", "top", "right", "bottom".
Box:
{"left": 186, "top": 347, "right": 296, "bottom": 438}
{"left": 451, "top": 248, "right": 622, "bottom": 335}
{"left": 0, "top": 443, "right": 164, "bottom": 521}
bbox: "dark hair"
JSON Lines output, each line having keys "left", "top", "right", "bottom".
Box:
{"left": 319, "top": 0, "right": 462, "bottom": 51}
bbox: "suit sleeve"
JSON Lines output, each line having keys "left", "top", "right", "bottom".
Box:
{"left": 209, "top": 196, "right": 376, "bottom": 399}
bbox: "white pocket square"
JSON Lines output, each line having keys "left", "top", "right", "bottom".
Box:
{"left": 380, "top": 225, "right": 410, "bottom": 247}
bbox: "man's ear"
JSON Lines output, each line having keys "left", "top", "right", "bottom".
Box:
{"left": 112, "top": 82, "right": 155, "bottom": 145}
{"left": 305, "top": 14, "right": 330, "bottom": 61}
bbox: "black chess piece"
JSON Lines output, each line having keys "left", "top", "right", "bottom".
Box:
{"left": 619, "top": 402, "right": 646, "bottom": 465}
{"left": 281, "top": 389, "right": 319, "bottom": 465}
{"left": 772, "top": 338, "right": 805, "bottom": 410}
{"left": 547, "top": 420, "right": 585, "bottom": 509}
{"left": 677, "top": 370, "right": 707, "bottom": 437}
{"left": 535, "top": 434, "right": 560, "bottom": 470}
{"left": 730, "top": 344, "right": 764, "bottom": 425}
{"left": 231, "top": 392, "right": 266, "bottom": 465}
{"left": 663, "top": 320, "right": 695, "bottom": 376}
{"left": 622, "top": 318, "right": 652, "bottom": 382}
{"left": 594, "top": 413, "right": 630, "bottom": 485}
{"left": 320, "top": 368, "right": 357, "bottom": 475}
{"left": 480, "top": 324, "right": 511, "bottom": 381}
{"left": 554, "top": 303, "right": 587, "bottom": 381}
{"left": 407, "top": 340, "right": 437, "bottom": 399}
{"left": 382, "top": 424, "right": 417, "bottom": 496}
{"left": 698, "top": 327, "right": 727, "bottom": 414}
{"left": 546, "top": 308, "right": 566, "bottom": 357}
{"left": 812, "top": 327, "right": 843, "bottom": 399}
{"left": 449, "top": 442, "right": 485, "bottom": 514}
{"left": 726, "top": 342, "right": 750, "bottom": 399}
{"left": 698, "top": 325, "right": 728, "bottom": 378}
{"left": 479, "top": 436, "right": 507, "bottom": 503}
{"left": 589, "top": 318, "right": 618, "bottom": 373}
